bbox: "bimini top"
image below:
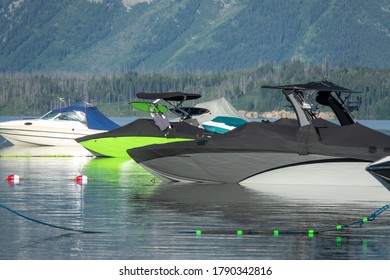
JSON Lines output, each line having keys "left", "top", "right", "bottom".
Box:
{"left": 45, "top": 106, "right": 120, "bottom": 131}
{"left": 136, "top": 92, "right": 201, "bottom": 101}
{"left": 135, "top": 91, "right": 205, "bottom": 120}
{"left": 262, "top": 80, "right": 358, "bottom": 93}
{"left": 262, "top": 80, "right": 362, "bottom": 127}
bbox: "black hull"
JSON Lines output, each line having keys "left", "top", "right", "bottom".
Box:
{"left": 128, "top": 81, "right": 390, "bottom": 188}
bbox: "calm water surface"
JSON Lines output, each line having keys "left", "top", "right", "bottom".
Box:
{"left": 0, "top": 118, "right": 390, "bottom": 260}
{"left": 0, "top": 156, "right": 390, "bottom": 260}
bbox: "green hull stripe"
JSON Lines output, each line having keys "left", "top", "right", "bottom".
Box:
{"left": 79, "top": 136, "right": 194, "bottom": 158}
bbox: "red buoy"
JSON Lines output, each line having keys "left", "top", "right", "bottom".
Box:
{"left": 75, "top": 175, "right": 88, "bottom": 185}
{"left": 7, "top": 174, "right": 20, "bottom": 184}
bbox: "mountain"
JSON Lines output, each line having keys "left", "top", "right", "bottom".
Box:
{"left": 1, "top": 0, "right": 390, "bottom": 73}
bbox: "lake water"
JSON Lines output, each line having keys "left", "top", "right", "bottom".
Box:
{"left": 0, "top": 118, "right": 390, "bottom": 262}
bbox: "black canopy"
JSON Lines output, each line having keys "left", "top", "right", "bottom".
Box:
{"left": 136, "top": 92, "right": 201, "bottom": 101}
{"left": 262, "top": 80, "right": 358, "bottom": 93}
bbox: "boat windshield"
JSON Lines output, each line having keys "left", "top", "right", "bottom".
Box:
{"left": 40, "top": 110, "right": 87, "bottom": 124}
{"left": 40, "top": 111, "right": 60, "bottom": 120}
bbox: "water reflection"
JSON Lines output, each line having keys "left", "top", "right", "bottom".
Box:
{"left": 0, "top": 145, "right": 93, "bottom": 157}
{"left": 0, "top": 157, "right": 92, "bottom": 217}
{"left": 243, "top": 183, "right": 390, "bottom": 203}
{"left": 81, "top": 158, "right": 158, "bottom": 207}
{"left": 146, "top": 182, "right": 390, "bottom": 259}
{"left": 82, "top": 157, "right": 157, "bottom": 187}
{"left": 149, "top": 182, "right": 390, "bottom": 225}
{"left": 1, "top": 155, "right": 389, "bottom": 260}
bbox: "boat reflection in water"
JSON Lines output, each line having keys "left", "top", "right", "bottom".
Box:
{"left": 0, "top": 156, "right": 158, "bottom": 259}
{"left": 0, "top": 156, "right": 92, "bottom": 223}
{"left": 81, "top": 157, "right": 158, "bottom": 190}
{"left": 148, "top": 181, "right": 390, "bottom": 259}
{"left": 150, "top": 181, "right": 390, "bottom": 224}
{"left": 0, "top": 145, "right": 93, "bottom": 157}
{"left": 1, "top": 154, "right": 389, "bottom": 259}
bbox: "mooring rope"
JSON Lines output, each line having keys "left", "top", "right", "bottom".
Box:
{"left": 1, "top": 202, "right": 388, "bottom": 237}
{"left": 333, "top": 204, "right": 389, "bottom": 231}
{"left": 183, "top": 204, "right": 390, "bottom": 237}
{"left": 0, "top": 203, "right": 105, "bottom": 234}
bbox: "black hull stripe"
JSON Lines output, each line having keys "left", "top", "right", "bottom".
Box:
{"left": 239, "top": 158, "right": 370, "bottom": 183}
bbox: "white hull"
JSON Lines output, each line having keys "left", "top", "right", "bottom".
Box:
{"left": 138, "top": 152, "right": 380, "bottom": 186}
{"left": 240, "top": 161, "right": 379, "bottom": 187}
{"left": 0, "top": 119, "right": 105, "bottom": 146}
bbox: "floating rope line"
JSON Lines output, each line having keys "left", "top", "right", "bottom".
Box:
{"left": 334, "top": 204, "right": 389, "bottom": 231}
{"left": 0, "top": 203, "right": 105, "bottom": 234}
{"left": 183, "top": 204, "right": 390, "bottom": 237}
{"left": 1, "top": 201, "right": 388, "bottom": 237}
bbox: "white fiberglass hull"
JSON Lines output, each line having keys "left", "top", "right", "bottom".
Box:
{"left": 240, "top": 161, "right": 379, "bottom": 187}
{"left": 0, "top": 119, "right": 105, "bottom": 146}
{"left": 138, "top": 152, "right": 381, "bottom": 188}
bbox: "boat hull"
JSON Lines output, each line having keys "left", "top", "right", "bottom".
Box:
{"left": 128, "top": 120, "right": 390, "bottom": 186}
{"left": 136, "top": 151, "right": 375, "bottom": 185}
{"left": 79, "top": 136, "right": 195, "bottom": 158}
{"left": 366, "top": 156, "right": 390, "bottom": 191}
{"left": 76, "top": 118, "right": 207, "bottom": 157}
{"left": 129, "top": 81, "right": 390, "bottom": 189}
{"left": 0, "top": 120, "right": 104, "bottom": 146}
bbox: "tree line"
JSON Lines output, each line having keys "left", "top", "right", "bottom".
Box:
{"left": 1, "top": 60, "right": 390, "bottom": 119}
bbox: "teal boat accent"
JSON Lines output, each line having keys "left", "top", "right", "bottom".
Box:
{"left": 202, "top": 116, "right": 247, "bottom": 133}
{"left": 213, "top": 116, "right": 247, "bottom": 127}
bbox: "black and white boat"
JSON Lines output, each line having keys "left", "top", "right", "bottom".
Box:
{"left": 127, "top": 81, "right": 390, "bottom": 190}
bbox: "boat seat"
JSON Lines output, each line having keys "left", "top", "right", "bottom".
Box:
{"left": 153, "top": 114, "right": 171, "bottom": 131}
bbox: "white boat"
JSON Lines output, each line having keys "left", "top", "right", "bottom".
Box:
{"left": 0, "top": 106, "right": 119, "bottom": 146}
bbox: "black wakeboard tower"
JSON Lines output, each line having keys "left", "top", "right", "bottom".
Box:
{"left": 262, "top": 80, "right": 362, "bottom": 127}
{"left": 136, "top": 91, "right": 209, "bottom": 120}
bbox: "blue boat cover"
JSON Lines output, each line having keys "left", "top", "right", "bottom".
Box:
{"left": 51, "top": 106, "right": 120, "bottom": 130}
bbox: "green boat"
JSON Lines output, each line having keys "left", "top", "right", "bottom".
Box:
{"left": 76, "top": 92, "right": 210, "bottom": 158}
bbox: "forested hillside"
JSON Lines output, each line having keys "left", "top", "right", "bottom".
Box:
{"left": 2, "top": 1, "right": 390, "bottom": 119}
{"left": 1, "top": 61, "right": 390, "bottom": 119}
{"left": 1, "top": 0, "right": 390, "bottom": 72}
